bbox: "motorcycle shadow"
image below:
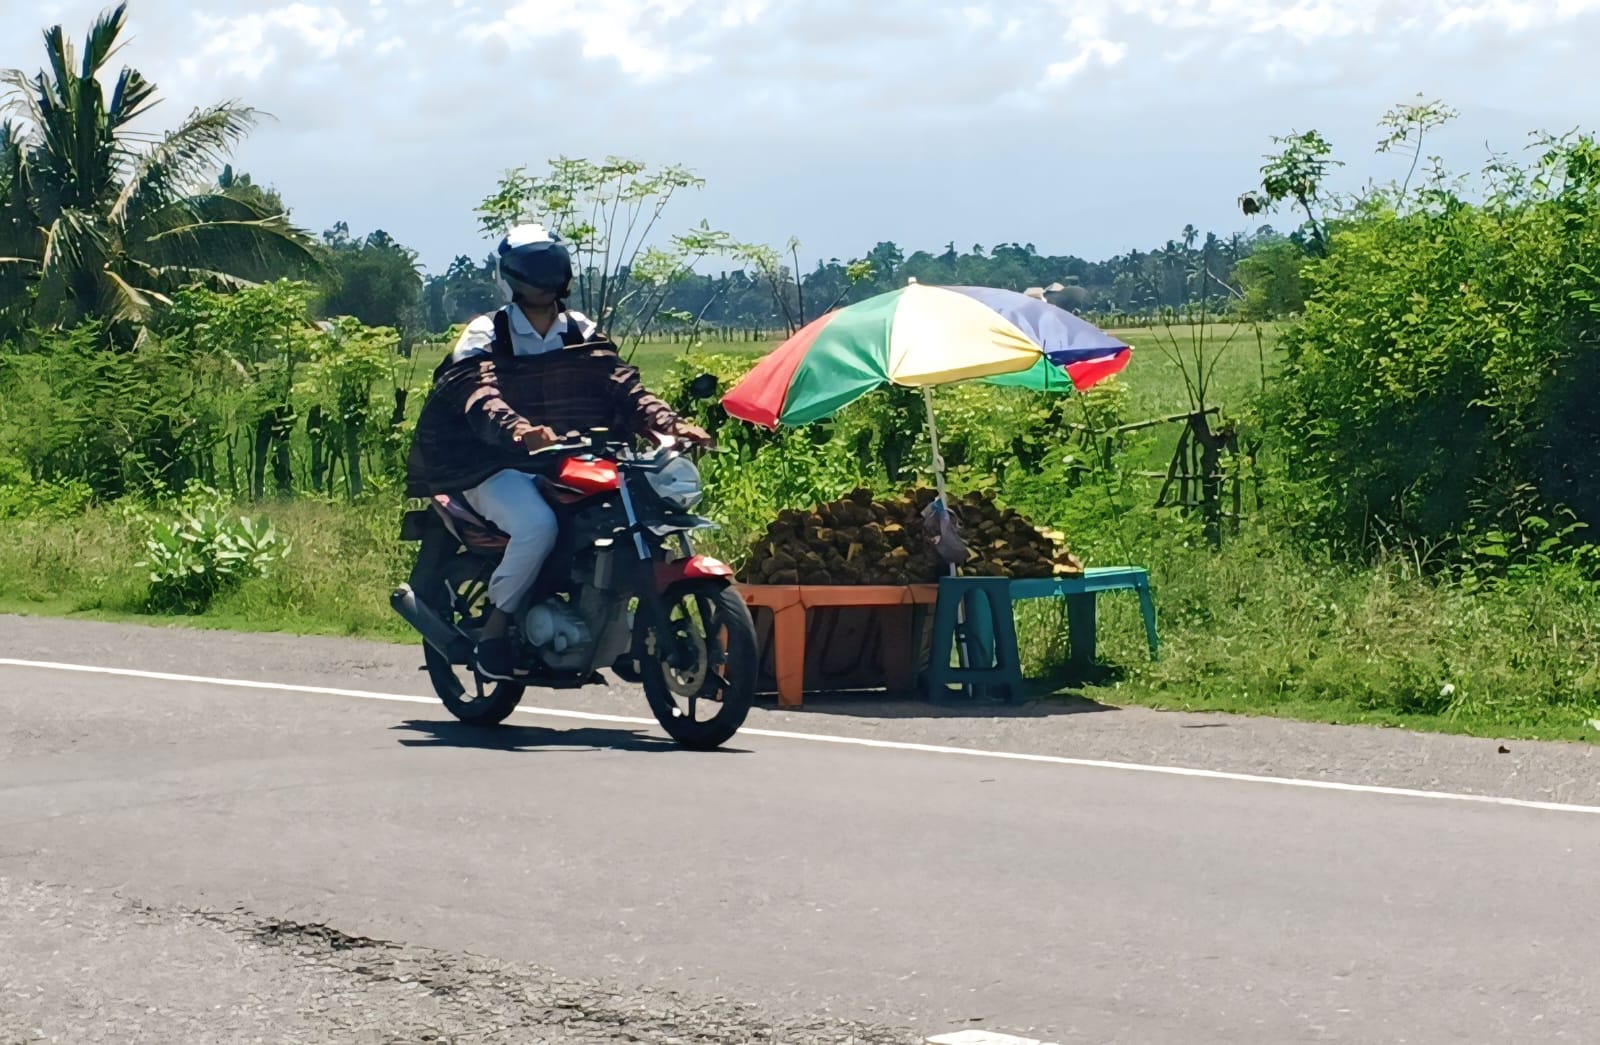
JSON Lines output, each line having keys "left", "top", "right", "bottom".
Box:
{"left": 392, "top": 718, "right": 750, "bottom": 755}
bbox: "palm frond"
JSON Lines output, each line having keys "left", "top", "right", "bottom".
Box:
{"left": 0, "top": 118, "right": 27, "bottom": 214}
{"left": 41, "top": 25, "right": 73, "bottom": 108}
{"left": 39, "top": 210, "right": 97, "bottom": 274}
{"left": 33, "top": 209, "right": 109, "bottom": 323}
{"left": 111, "top": 104, "right": 259, "bottom": 228}
{"left": 141, "top": 264, "right": 255, "bottom": 292}
{"left": 14, "top": 21, "right": 116, "bottom": 218}
{"left": 0, "top": 69, "right": 46, "bottom": 127}
{"left": 195, "top": 194, "right": 263, "bottom": 223}
{"left": 0, "top": 249, "right": 42, "bottom": 323}
{"left": 137, "top": 206, "right": 319, "bottom": 283}
{"left": 0, "top": 119, "right": 38, "bottom": 306}
{"left": 103, "top": 266, "right": 165, "bottom": 327}
{"left": 171, "top": 191, "right": 282, "bottom": 224}
{"left": 80, "top": 4, "right": 131, "bottom": 81}
{"left": 107, "top": 67, "right": 158, "bottom": 132}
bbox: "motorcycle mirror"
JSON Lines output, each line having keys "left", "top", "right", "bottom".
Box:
{"left": 687, "top": 373, "right": 719, "bottom": 400}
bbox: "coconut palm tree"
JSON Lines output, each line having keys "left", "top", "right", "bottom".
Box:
{"left": 0, "top": 3, "right": 316, "bottom": 344}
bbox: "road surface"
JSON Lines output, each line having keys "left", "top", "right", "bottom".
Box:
{"left": 3, "top": 615, "right": 1598, "bottom": 1043}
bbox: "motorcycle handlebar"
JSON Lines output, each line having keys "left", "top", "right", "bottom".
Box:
{"left": 521, "top": 428, "right": 703, "bottom": 458}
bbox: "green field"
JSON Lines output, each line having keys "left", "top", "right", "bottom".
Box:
{"left": 628, "top": 320, "right": 1278, "bottom": 417}
{"left": 634, "top": 321, "right": 1278, "bottom": 503}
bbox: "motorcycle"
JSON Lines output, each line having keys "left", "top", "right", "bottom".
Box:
{"left": 391, "top": 404, "right": 755, "bottom": 750}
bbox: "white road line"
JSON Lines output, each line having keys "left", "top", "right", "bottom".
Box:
{"left": 928, "top": 1032, "right": 1049, "bottom": 1045}
{"left": 5, "top": 656, "right": 1600, "bottom": 817}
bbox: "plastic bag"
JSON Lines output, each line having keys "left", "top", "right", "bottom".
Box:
{"left": 921, "top": 496, "right": 970, "bottom": 566}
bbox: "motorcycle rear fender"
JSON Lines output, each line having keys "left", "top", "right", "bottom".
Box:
{"left": 653, "top": 555, "right": 734, "bottom": 592}
{"left": 400, "top": 508, "right": 432, "bottom": 542}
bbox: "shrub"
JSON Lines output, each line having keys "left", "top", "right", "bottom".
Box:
{"left": 1268, "top": 134, "right": 1600, "bottom": 561}
{"left": 0, "top": 458, "right": 93, "bottom": 519}
{"left": 137, "top": 486, "right": 289, "bottom": 613}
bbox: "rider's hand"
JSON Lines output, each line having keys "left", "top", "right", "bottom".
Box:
{"left": 669, "top": 421, "right": 716, "bottom": 449}
{"left": 514, "top": 424, "right": 560, "bottom": 453}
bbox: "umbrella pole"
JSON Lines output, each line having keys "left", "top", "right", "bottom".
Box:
{"left": 922, "top": 386, "right": 951, "bottom": 523}
{"left": 922, "top": 387, "right": 973, "bottom": 692}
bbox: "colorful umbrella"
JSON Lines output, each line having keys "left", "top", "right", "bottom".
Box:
{"left": 721, "top": 284, "right": 1131, "bottom": 672}
{"left": 722, "top": 283, "right": 1130, "bottom": 428}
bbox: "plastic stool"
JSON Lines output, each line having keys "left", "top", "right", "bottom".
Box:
{"left": 1009, "top": 567, "right": 1160, "bottom": 667}
{"left": 927, "top": 576, "right": 1026, "bottom": 704}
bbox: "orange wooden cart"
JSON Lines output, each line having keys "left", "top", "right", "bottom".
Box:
{"left": 736, "top": 583, "right": 940, "bottom": 707}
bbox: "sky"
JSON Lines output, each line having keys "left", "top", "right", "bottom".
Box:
{"left": 7, "top": 0, "right": 1600, "bottom": 275}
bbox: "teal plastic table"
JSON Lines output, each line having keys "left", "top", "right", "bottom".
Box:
{"left": 927, "top": 567, "right": 1160, "bottom": 703}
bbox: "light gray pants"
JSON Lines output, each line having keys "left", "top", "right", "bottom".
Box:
{"left": 461, "top": 469, "right": 558, "bottom": 613}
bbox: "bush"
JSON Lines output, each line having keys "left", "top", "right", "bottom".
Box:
{"left": 0, "top": 282, "right": 425, "bottom": 505}
{"left": 696, "top": 428, "right": 871, "bottom": 566}
{"left": 137, "top": 486, "right": 289, "bottom": 613}
{"left": 1268, "top": 135, "right": 1600, "bottom": 561}
{"left": 0, "top": 458, "right": 92, "bottom": 519}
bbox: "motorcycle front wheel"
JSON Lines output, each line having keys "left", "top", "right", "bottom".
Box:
{"left": 636, "top": 579, "right": 756, "bottom": 750}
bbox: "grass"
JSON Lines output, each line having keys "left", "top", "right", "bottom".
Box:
{"left": 624, "top": 336, "right": 775, "bottom": 386}
{"left": 5, "top": 496, "right": 1598, "bottom": 745}
{"left": 1044, "top": 531, "right": 1600, "bottom": 744}
{"left": 0, "top": 498, "right": 414, "bottom": 642}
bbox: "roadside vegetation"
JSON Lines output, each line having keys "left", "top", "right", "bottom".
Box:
{"left": 4, "top": 8, "right": 1599, "bottom": 742}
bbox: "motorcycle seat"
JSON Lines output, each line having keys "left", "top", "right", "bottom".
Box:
{"left": 431, "top": 494, "right": 510, "bottom": 551}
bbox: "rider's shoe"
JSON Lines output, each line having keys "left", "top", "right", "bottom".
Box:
{"left": 474, "top": 636, "right": 523, "bottom": 682}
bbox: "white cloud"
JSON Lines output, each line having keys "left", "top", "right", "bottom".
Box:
{"left": 186, "top": 3, "right": 365, "bottom": 81}
{"left": 466, "top": 0, "right": 741, "bottom": 80}
{"left": 1042, "top": 39, "right": 1127, "bottom": 86}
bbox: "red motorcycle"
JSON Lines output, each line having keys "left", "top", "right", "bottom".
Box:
{"left": 392, "top": 427, "right": 755, "bottom": 750}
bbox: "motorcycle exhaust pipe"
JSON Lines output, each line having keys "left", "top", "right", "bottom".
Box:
{"left": 390, "top": 584, "right": 471, "bottom": 663}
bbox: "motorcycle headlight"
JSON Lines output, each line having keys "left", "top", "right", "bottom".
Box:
{"left": 646, "top": 455, "right": 703, "bottom": 510}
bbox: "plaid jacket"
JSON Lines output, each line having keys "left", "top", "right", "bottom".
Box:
{"left": 404, "top": 336, "right": 680, "bottom": 498}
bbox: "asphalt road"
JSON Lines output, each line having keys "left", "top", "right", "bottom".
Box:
{"left": 3, "top": 616, "right": 1599, "bottom": 1044}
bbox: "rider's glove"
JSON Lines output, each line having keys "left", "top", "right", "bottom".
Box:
{"left": 669, "top": 420, "right": 716, "bottom": 449}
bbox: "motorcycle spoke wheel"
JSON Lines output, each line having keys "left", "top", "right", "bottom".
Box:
{"left": 422, "top": 620, "right": 526, "bottom": 727}
{"left": 638, "top": 581, "right": 755, "bottom": 750}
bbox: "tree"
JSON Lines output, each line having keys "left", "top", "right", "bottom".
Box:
{"left": 423, "top": 254, "right": 500, "bottom": 332}
{"left": 860, "top": 241, "right": 905, "bottom": 291}
{"left": 734, "top": 237, "right": 804, "bottom": 333}
{"left": 1377, "top": 95, "right": 1459, "bottom": 201}
{"left": 0, "top": 4, "right": 316, "bottom": 345}
{"left": 217, "top": 164, "right": 285, "bottom": 216}
{"left": 1235, "top": 238, "right": 1306, "bottom": 318}
{"left": 1269, "top": 129, "right": 1600, "bottom": 555}
{"left": 1239, "top": 130, "right": 1342, "bottom": 256}
{"left": 317, "top": 224, "right": 423, "bottom": 341}
{"left": 475, "top": 156, "right": 729, "bottom": 348}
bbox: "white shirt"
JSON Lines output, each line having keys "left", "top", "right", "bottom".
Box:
{"left": 449, "top": 305, "right": 599, "bottom": 365}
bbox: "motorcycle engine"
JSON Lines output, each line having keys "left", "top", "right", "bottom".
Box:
{"left": 522, "top": 599, "right": 594, "bottom": 671}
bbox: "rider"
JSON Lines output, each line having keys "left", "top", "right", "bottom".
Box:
{"left": 406, "top": 223, "right": 712, "bottom": 681}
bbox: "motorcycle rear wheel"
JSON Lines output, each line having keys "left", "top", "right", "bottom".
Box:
{"left": 424, "top": 642, "right": 526, "bottom": 726}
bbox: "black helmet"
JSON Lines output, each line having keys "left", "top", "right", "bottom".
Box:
{"left": 496, "top": 224, "right": 573, "bottom": 301}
